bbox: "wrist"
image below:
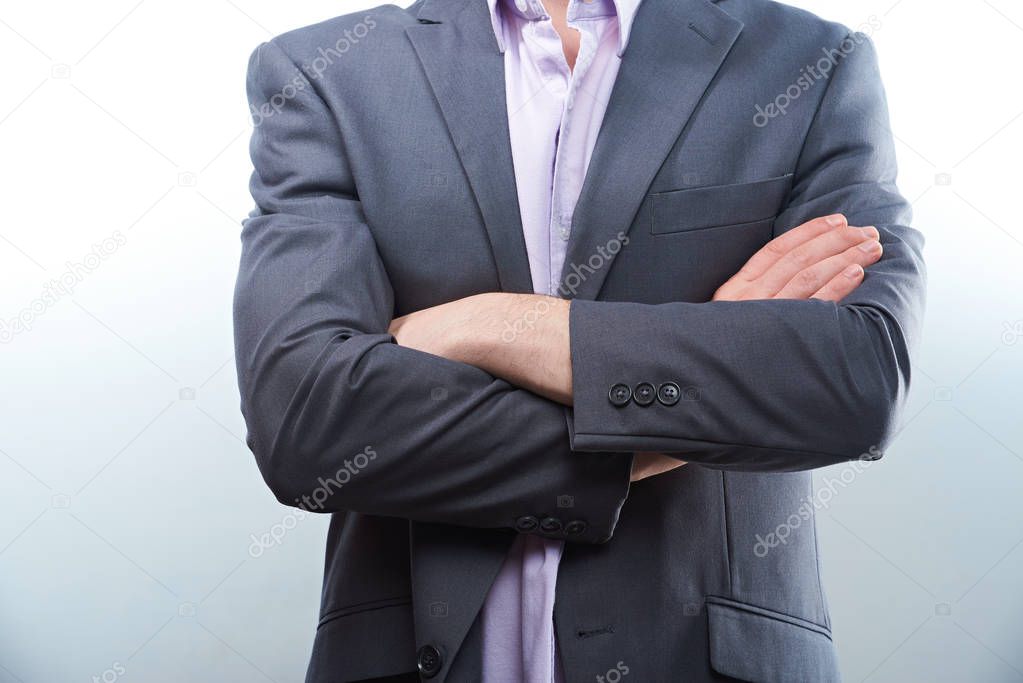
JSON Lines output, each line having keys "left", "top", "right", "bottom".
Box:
{"left": 445, "top": 293, "right": 508, "bottom": 366}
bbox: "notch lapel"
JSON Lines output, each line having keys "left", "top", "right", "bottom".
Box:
{"left": 406, "top": 0, "right": 534, "bottom": 294}
{"left": 560, "top": 0, "right": 744, "bottom": 300}
{"left": 405, "top": 2, "right": 525, "bottom": 674}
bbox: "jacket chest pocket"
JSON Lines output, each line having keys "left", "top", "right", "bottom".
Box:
{"left": 649, "top": 174, "right": 794, "bottom": 235}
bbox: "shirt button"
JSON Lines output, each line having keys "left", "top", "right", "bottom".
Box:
{"left": 609, "top": 383, "right": 632, "bottom": 407}
{"left": 555, "top": 213, "right": 571, "bottom": 240}
{"left": 417, "top": 645, "right": 443, "bottom": 678}
{"left": 634, "top": 382, "right": 655, "bottom": 406}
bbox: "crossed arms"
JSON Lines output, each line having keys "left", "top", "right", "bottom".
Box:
{"left": 234, "top": 37, "right": 925, "bottom": 544}
{"left": 390, "top": 214, "right": 886, "bottom": 480}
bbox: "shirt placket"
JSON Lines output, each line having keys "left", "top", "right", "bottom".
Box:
{"left": 547, "top": 17, "right": 600, "bottom": 295}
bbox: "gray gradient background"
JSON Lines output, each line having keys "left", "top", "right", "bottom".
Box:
{"left": 1, "top": 0, "right": 1020, "bottom": 681}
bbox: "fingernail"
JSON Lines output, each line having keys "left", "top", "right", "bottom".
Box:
{"left": 826, "top": 214, "right": 846, "bottom": 227}
{"left": 845, "top": 264, "right": 863, "bottom": 278}
{"left": 861, "top": 226, "right": 879, "bottom": 240}
{"left": 858, "top": 239, "right": 880, "bottom": 253}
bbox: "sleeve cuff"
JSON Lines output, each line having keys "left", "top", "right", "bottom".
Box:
{"left": 568, "top": 298, "right": 701, "bottom": 453}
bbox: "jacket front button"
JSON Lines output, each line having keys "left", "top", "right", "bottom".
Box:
{"left": 515, "top": 515, "right": 539, "bottom": 532}
{"left": 417, "top": 645, "right": 443, "bottom": 678}
{"left": 634, "top": 382, "right": 655, "bottom": 406}
{"left": 609, "top": 383, "right": 632, "bottom": 407}
{"left": 540, "top": 517, "right": 563, "bottom": 534}
{"left": 657, "top": 382, "right": 681, "bottom": 406}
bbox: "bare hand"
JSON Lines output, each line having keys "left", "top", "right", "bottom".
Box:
{"left": 713, "top": 214, "right": 881, "bottom": 302}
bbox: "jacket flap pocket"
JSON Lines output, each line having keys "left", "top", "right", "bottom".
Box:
{"left": 650, "top": 174, "right": 793, "bottom": 234}
{"left": 308, "top": 599, "right": 417, "bottom": 682}
{"left": 706, "top": 596, "right": 840, "bottom": 683}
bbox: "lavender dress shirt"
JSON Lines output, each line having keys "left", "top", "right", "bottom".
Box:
{"left": 478, "top": 0, "right": 641, "bottom": 679}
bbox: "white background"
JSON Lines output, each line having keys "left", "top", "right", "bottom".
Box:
{"left": 1, "top": 0, "right": 1021, "bottom": 681}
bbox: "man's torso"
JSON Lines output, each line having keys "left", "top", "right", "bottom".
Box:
{"left": 274, "top": 0, "right": 853, "bottom": 679}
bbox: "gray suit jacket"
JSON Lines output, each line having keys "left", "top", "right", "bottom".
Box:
{"left": 233, "top": 0, "right": 926, "bottom": 680}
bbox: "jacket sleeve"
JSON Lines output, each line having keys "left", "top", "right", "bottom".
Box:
{"left": 566, "top": 33, "right": 926, "bottom": 472}
{"left": 234, "top": 40, "right": 632, "bottom": 543}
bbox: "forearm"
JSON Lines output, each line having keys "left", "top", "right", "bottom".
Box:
{"left": 389, "top": 293, "right": 686, "bottom": 481}
{"left": 239, "top": 319, "right": 630, "bottom": 541}
{"left": 567, "top": 294, "right": 909, "bottom": 468}
{"left": 392, "top": 292, "right": 574, "bottom": 405}
{"left": 435, "top": 294, "right": 907, "bottom": 466}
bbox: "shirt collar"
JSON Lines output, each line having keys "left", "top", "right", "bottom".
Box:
{"left": 486, "top": 0, "right": 642, "bottom": 57}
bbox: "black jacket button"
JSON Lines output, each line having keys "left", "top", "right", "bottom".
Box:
{"left": 634, "top": 382, "right": 655, "bottom": 406}
{"left": 657, "top": 382, "right": 681, "bottom": 406}
{"left": 609, "top": 383, "right": 632, "bottom": 406}
{"left": 565, "top": 520, "right": 587, "bottom": 535}
{"left": 540, "top": 517, "right": 563, "bottom": 534}
{"left": 515, "top": 515, "right": 539, "bottom": 532}
{"left": 417, "top": 645, "right": 443, "bottom": 678}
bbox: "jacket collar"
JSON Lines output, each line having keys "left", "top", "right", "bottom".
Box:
{"left": 486, "top": 0, "right": 644, "bottom": 56}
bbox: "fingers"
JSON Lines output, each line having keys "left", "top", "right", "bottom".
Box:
{"left": 712, "top": 214, "right": 884, "bottom": 303}
{"left": 757, "top": 225, "right": 880, "bottom": 296}
{"left": 812, "top": 263, "right": 866, "bottom": 302}
{"left": 733, "top": 214, "right": 848, "bottom": 282}
{"left": 775, "top": 235, "right": 883, "bottom": 299}
{"left": 630, "top": 452, "right": 688, "bottom": 482}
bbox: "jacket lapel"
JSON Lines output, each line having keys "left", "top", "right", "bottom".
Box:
{"left": 406, "top": 0, "right": 535, "bottom": 294}
{"left": 406, "top": 6, "right": 527, "bottom": 672}
{"left": 560, "top": 0, "right": 744, "bottom": 300}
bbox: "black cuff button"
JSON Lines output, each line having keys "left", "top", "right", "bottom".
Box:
{"left": 609, "top": 383, "right": 632, "bottom": 407}
{"left": 657, "top": 382, "right": 681, "bottom": 406}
